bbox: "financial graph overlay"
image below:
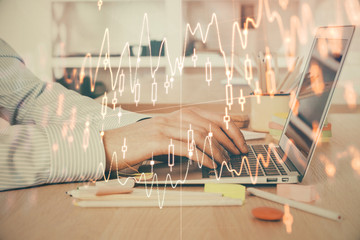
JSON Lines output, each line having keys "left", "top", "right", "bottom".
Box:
{"left": 52, "top": 0, "right": 360, "bottom": 221}
{"left": 78, "top": 3, "right": 315, "bottom": 109}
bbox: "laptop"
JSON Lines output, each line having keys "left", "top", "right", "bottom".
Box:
{"left": 138, "top": 25, "right": 355, "bottom": 185}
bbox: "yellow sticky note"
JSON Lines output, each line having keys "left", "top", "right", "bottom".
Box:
{"left": 204, "top": 183, "right": 246, "bottom": 201}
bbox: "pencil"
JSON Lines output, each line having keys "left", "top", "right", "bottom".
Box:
{"left": 259, "top": 51, "right": 266, "bottom": 93}
{"left": 68, "top": 188, "right": 224, "bottom": 200}
{"left": 284, "top": 57, "right": 303, "bottom": 91}
{"left": 277, "top": 57, "right": 298, "bottom": 92}
{"left": 273, "top": 53, "right": 279, "bottom": 88}
{"left": 256, "top": 53, "right": 263, "bottom": 92}
{"left": 74, "top": 197, "right": 242, "bottom": 208}
{"left": 247, "top": 188, "right": 341, "bottom": 221}
{"left": 285, "top": 74, "right": 302, "bottom": 92}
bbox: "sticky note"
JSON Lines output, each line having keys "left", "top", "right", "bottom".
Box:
{"left": 277, "top": 184, "right": 317, "bottom": 203}
{"left": 204, "top": 183, "right": 246, "bottom": 201}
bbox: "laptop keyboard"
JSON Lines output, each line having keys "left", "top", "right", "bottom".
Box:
{"left": 208, "top": 145, "right": 288, "bottom": 178}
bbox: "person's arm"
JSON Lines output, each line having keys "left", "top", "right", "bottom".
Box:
{"left": 0, "top": 39, "right": 248, "bottom": 191}
{"left": 0, "top": 40, "right": 146, "bottom": 191}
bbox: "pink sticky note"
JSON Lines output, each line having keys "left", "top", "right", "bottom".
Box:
{"left": 277, "top": 184, "right": 317, "bottom": 203}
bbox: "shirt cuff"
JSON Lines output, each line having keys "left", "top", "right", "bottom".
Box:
{"left": 45, "top": 124, "right": 105, "bottom": 183}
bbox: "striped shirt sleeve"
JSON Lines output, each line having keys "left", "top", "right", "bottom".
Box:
{"left": 0, "top": 39, "right": 148, "bottom": 191}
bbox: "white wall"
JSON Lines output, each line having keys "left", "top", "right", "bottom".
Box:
{"left": 53, "top": 1, "right": 167, "bottom": 56}
{"left": 300, "top": 0, "right": 360, "bottom": 104}
{"left": 0, "top": 0, "right": 52, "bottom": 82}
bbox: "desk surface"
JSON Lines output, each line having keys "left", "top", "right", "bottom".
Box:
{"left": 1, "top": 113, "right": 360, "bottom": 240}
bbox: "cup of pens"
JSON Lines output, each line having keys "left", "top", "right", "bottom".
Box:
{"left": 250, "top": 93, "right": 290, "bottom": 132}
{"left": 248, "top": 51, "right": 302, "bottom": 132}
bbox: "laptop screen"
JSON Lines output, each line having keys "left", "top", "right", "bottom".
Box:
{"left": 283, "top": 36, "right": 348, "bottom": 175}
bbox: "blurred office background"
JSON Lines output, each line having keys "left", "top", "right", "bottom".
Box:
{"left": 0, "top": 0, "right": 359, "bottom": 108}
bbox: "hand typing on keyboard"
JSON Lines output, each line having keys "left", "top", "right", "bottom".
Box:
{"left": 103, "top": 107, "right": 248, "bottom": 170}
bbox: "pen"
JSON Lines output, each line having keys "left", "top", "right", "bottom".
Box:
{"left": 247, "top": 188, "right": 341, "bottom": 221}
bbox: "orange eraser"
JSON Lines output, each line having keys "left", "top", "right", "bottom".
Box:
{"left": 252, "top": 207, "right": 284, "bottom": 221}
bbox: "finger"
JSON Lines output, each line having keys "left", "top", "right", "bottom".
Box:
{"left": 162, "top": 139, "right": 216, "bottom": 169}
{"left": 148, "top": 127, "right": 216, "bottom": 169}
{"left": 225, "top": 120, "right": 248, "bottom": 153}
{"left": 160, "top": 123, "right": 230, "bottom": 165}
{"left": 188, "top": 122, "right": 237, "bottom": 157}
{"left": 194, "top": 123, "right": 241, "bottom": 155}
{"left": 193, "top": 129, "right": 231, "bottom": 164}
{"left": 190, "top": 109, "right": 248, "bottom": 153}
{"left": 181, "top": 110, "right": 241, "bottom": 155}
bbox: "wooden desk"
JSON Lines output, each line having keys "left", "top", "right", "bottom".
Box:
{"left": 1, "top": 113, "right": 360, "bottom": 240}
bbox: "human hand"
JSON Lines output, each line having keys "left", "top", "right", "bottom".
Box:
{"left": 103, "top": 107, "right": 248, "bottom": 170}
